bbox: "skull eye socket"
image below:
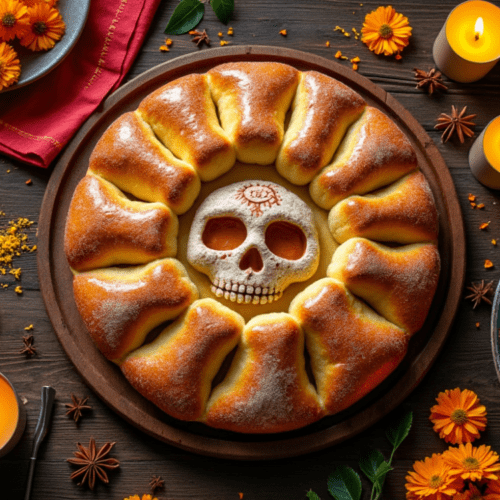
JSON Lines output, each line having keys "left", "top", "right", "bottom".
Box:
{"left": 202, "top": 217, "right": 247, "bottom": 251}
{"left": 265, "top": 221, "right": 307, "bottom": 260}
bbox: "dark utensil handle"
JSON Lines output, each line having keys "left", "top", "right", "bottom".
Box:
{"left": 24, "top": 458, "right": 36, "bottom": 500}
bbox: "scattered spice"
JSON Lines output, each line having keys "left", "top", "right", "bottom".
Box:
{"left": 477, "top": 203, "right": 485, "bottom": 209}
{"left": 465, "top": 280, "right": 494, "bottom": 309}
{"left": 468, "top": 194, "right": 476, "bottom": 202}
{"left": 361, "top": 6, "right": 412, "bottom": 56}
{"left": 435, "top": 105, "right": 477, "bottom": 144}
{"left": 476, "top": 322, "right": 481, "bottom": 328}
{"left": 279, "top": 29, "right": 287, "bottom": 36}
{"left": 220, "top": 40, "right": 229, "bottom": 46}
{"left": 149, "top": 475, "right": 165, "bottom": 493}
{"left": 20, "top": 334, "right": 36, "bottom": 357}
{"left": 493, "top": 239, "right": 497, "bottom": 246}
{"left": 227, "top": 27, "right": 233, "bottom": 35}
{"left": 414, "top": 68, "right": 448, "bottom": 95}
{"left": 335, "top": 50, "right": 342, "bottom": 58}
{"left": 159, "top": 45, "right": 169, "bottom": 52}
{"left": 24, "top": 324, "right": 33, "bottom": 330}
{"left": 165, "top": 38, "right": 172, "bottom": 46}
{"left": 9, "top": 267, "right": 21, "bottom": 280}
{"left": 189, "top": 29, "right": 210, "bottom": 46}
{"left": 479, "top": 221, "right": 490, "bottom": 230}
{"left": 124, "top": 495, "right": 157, "bottom": 500}
{"left": 159, "top": 37, "right": 172, "bottom": 51}
{"left": 239, "top": 494, "right": 244, "bottom": 499}
{"left": 25, "top": 179, "right": 32, "bottom": 185}
{"left": 14, "top": 285, "right": 22, "bottom": 294}
{"left": 325, "top": 40, "right": 330, "bottom": 47}
{"left": 218, "top": 31, "right": 223, "bottom": 37}
{"left": 67, "top": 438, "right": 119, "bottom": 490}
{"left": 65, "top": 395, "right": 92, "bottom": 423}
{"left": 485, "top": 259, "right": 494, "bottom": 269}
{"left": 395, "top": 53, "right": 402, "bottom": 60}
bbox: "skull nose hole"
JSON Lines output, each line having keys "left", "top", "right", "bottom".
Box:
{"left": 239, "top": 247, "right": 264, "bottom": 272}
{"left": 265, "top": 221, "right": 307, "bottom": 260}
{"left": 202, "top": 217, "right": 247, "bottom": 250}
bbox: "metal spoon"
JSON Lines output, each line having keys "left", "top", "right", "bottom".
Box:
{"left": 24, "top": 386, "right": 56, "bottom": 500}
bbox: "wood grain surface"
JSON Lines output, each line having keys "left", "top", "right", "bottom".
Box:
{"left": 1, "top": 0, "right": 500, "bottom": 498}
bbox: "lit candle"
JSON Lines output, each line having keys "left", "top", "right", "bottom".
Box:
{"left": 433, "top": 1, "right": 500, "bottom": 82}
{"left": 0, "top": 372, "right": 26, "bottom": 458}
{"left": 469, "top": 116, "right": 500, "bottom": 188}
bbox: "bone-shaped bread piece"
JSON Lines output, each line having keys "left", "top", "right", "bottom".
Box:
{"left": 328, "top": 171, "right": 439, "bottom": 244}
{"left": 207, "top": 62, "right": 299, "bottom": 165}
{"left": 310, "top": 106, "right": 418, "bottom": 209}
{"left": 327, "top": 238, "right": 440, "bottom": 334}
{"left": 72, "top": 259, "right": 198, "bottom": 364}
{"left": 88, "top": 111, "right": 200, "bottom": 215}
{"left": 65, "top": 174, "right": 178, "bottom": 272}
{"left": 138, "top": 74, "right": 236, "bottom": 182}
{"left": 121, "top": 299, "right": 244, "bottom": 421}
{"left": 289, "top": 278, "right": 408, "bottom": 415}
{"left": 276, "top": 71, "right": 366, "bottom": 185}
{"left": 203, "top": 313, "right": 323, "bottom": 433}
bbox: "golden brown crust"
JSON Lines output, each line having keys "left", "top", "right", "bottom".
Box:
{"left": 310, "top": 106, "right": 418, "bottom": 209}
{"left": 138, "top": 74, "right": 235, "bottom": 181}
{"left": 327, "top": 238, "right": 440, "bottom": 334}
{"left": 328, "top": 171, "right": 439, "bottom": 244}
{"left": 65, "top": 174, "right": 178, "bottom": 272}
{"left": 88, "top": 111, "right": 200, "bottom": 215}
{"left": 289, "top": 278, "right": 408, "bottom": 414}
{"left": 73, "top": 259, "right": 198, "bottom": 364}
{"left": 204, "top": 313, "right": 323, "bottom": 433}
{"left": 277, "top": 71, "right": 366, "bottom": 185}
{"left": 208, "top": 62, "right": 299, "bottom": 164}
{"left": 121, "top": 299, "right": 244, "bottom": 421}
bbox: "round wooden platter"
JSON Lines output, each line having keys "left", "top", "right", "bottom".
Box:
{"left": 38, "top": 46, "right": 466, "bottom": 461}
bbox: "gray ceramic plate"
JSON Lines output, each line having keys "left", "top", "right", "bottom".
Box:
{"left": 491, "top": 281, "right": 500, "bottom": 380}
{"left": 0, "top": 0, "right": 90, "bottom": 93}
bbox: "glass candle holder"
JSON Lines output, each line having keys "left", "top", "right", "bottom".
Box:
{"left": 433, "top": 1, "right": 500, "bottom": 83}
{"left": 0, "top": 372, "right": 26, "bottom": 458}
{"left": 469, "top": 116, "right": 500, "bottom": 189}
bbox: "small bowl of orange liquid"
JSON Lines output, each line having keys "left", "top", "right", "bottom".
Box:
{"left": 0, "top": 372, "right": 26, "bottom": 458}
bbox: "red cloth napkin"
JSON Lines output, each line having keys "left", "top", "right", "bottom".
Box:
{"left": 0, "top": 0, "right": 161, "bottom": 168}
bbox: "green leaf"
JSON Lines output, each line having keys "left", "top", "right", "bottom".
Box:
{"left": 306, "top": 490, "right": 322, "bottom": 500}
{"left": 210, "top": 0, "right": 234, "bottom": 24}
{"left": 386, "top": 411, "right": 413, "bottom": 451}
{"left": 359, "top": 449, "right": 385, "bottom": 484}
{"left": 373, "top": 461, "right": 393, "bottom": 486}
{"left": 327, "top": 466, "right": 362, "bottom": 500}
{"left": 165, "top": 0, "right": 205, "bottom": 35}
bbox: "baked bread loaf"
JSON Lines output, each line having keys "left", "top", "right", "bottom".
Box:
{"left": 65, "top": 61, "right": 440, "bottom": 433}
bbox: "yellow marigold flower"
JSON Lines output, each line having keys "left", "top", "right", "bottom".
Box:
{"left": 443, "top": 443, "right": 500, "bottom": 483}
{"left": 0, "top": 41, "right": 20, "bottom": 90}
{"left": 430, "top": 388, "right": 487, "bottom": 444}
{"left": 0, "top": 0, "right": 30, "bottom": 42}
{"left": 405, "top": 453, "right": 464, "bottom": 499}
{"left": 20, "top": 2, "right": 64, "bottom": 51}
{"left": 361, "top": 5, "right": 412, "bottom": 56}
{"left": 124, "top": 495, "right": 158, "bottom": 500}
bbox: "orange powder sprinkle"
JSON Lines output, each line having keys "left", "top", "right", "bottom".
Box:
{"left": 485, "top": 259, "right": 494, "bottom": 269}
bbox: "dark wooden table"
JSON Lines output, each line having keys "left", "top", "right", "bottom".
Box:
{"left": 1, "top": 1, "right": 500, "bottom": 498}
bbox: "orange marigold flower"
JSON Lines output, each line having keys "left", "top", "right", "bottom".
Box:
{"left": 430, "top": 388, "right": 487, "bottom": 444}
{"left": 443, "top": 443, "right": 500, "bottom": 483}
{"left": 0, "top": 0, "right": 30, "bottom": 42}
{"left": 405, "top": 453, "right": 464, "bottom": 499}
{"left": 0, "top": 41, "right": 20, "bottom": 90}
{"left": 485, "top": 479, "right": 500, "bottom": 499}
{"left": 361, "top": 5, "right": 412, "bottom": 56}
{"left": 20, "top": 2, "right": 64, "bottom": 51}
{"left": 123, "top": 495, "right": 158, "bottom": 500}
{"left": 453, "top": 483, "right": 487, "bottom": 499}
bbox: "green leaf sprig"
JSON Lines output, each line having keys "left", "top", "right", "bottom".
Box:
{"left": 165, "top": 0, "right": 234, "bottom": 35}
{"left": 307, "top": 412, "right": 412, "bottom": 500}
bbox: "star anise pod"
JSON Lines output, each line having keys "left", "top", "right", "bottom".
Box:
{"left": 20, "top": 334, "right": 36, "bottom": 357}
{"left": 189, "top": 29, "right": 210, "bottom": 46}
{"left": 65, "top": 394, "right": 92, "bottom": 423}
{"left": 414, "top": 68, "right": 448, "bottom": 95}
{"left": 465, "top": 280, "right": 494, "bottom": 309}
{"left": 150, "top": 474, "right": 165, "bottom": 493}
{"left": 67, "top": 438, "right": 119, "bottom": 490}
{"left": 435, "top": 105, "right": 477, "bottom": 143}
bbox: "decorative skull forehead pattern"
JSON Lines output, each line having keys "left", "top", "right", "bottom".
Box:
{"left": 187, "top": 181, "right": 320, "bottom": 305}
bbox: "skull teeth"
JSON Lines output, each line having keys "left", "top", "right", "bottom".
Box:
{"left": 211, "top": 283, "right": 283, "bottom": 304}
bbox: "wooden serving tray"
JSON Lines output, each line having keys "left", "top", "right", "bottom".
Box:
{"left": 38, "top": 46, "right": 466, "bottom": 460}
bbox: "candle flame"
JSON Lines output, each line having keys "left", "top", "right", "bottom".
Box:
{"left": 475, "top": 17, "right": 484, "bottom": 40}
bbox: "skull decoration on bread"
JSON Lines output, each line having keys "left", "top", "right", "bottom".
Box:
{"left": 187, "top": 181, "right": 320, "bottom": 305}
